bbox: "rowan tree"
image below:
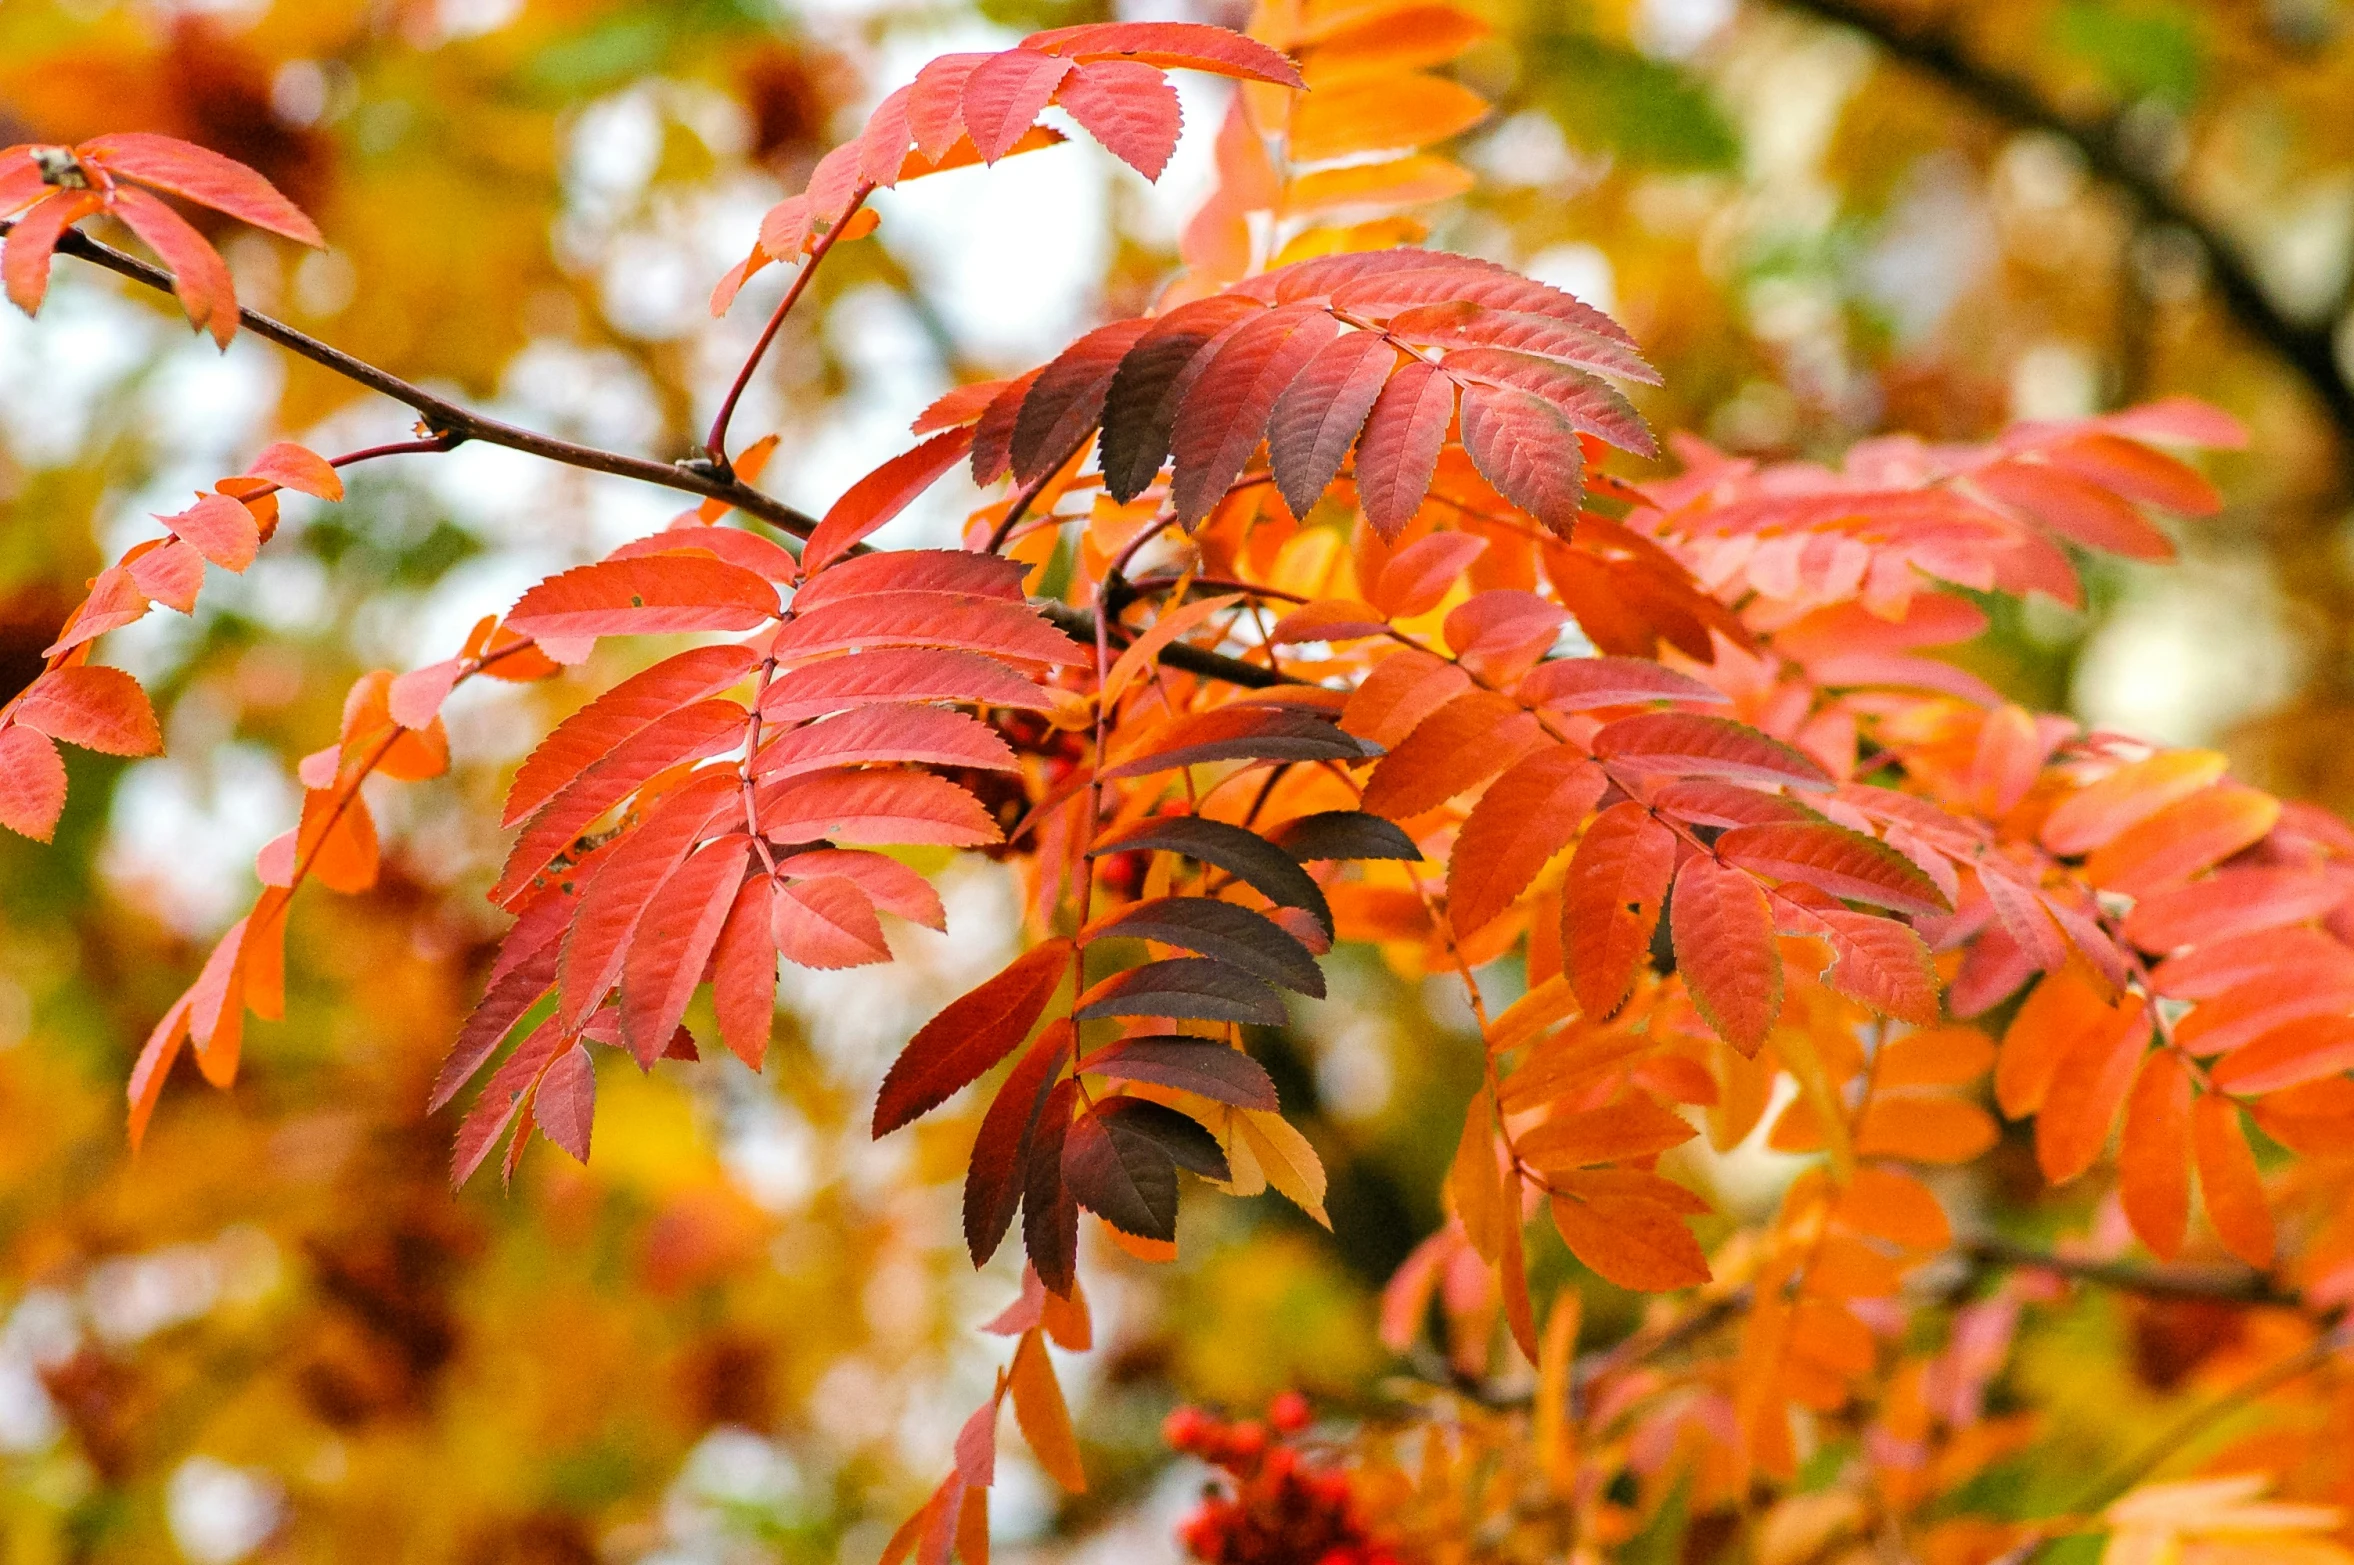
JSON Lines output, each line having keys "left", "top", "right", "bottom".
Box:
{"left": 7, "top": 6, "right": 2354, "bottom": 1565}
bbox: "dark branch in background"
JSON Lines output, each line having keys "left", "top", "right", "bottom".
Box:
{"left": 1959, "top": 1235, "right": 2303, "bottom": 1307}
{"left": 1773, "top": 0, "right": 2354, "bottom": 455}
{"left": 22, "top": 221, "right": 1293, "bottom": 694}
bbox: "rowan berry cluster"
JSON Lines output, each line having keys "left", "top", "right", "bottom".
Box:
{"left": 1165, "top": 1395, "right": 1399, "bottom": 1565}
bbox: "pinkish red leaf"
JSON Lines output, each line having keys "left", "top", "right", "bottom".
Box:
{"left": 1055, "top": 60, "right": 1182, "bottom": 180}
{"left": 83, "top": 132, "right": 323, "bottom": 245}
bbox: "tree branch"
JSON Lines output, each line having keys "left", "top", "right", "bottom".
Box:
{"left": 24, "top": 220, "right": 1302, "bottom": 695}
{"left": 1773, "top": 0, "right": 2354, "bottom": 451}
{"left": 1959, "top": 1235, "right": 2303, "bottom": 1308}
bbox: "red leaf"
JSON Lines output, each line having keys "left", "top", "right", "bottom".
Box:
{"left": 771, "top": 875, "right": 892, "bottom": 968}
{"left": 12, "top": 666, "right": 161, "bottom": 756}
{"left": 1442, "top": 589, "right": 1569, "bottom": 682}
{"left": 555, "top": 772, "right": 742, "bottom": 1029}
{"left": 790, "top": 547, "right": 1029, "bottom": 610}
{"left": 1974, "top": 459, "right": 2174, "bottom": 560}
{"left": 163, "top": 492, "right": 261, "bottom": 572}
{"left": 962, "top": 49, "right": 1072, "bottom": 163}
{"left": 875, "top": 939, "right": 1072, "bottom": 1135}
{"left": 1025, "top": 21, "right": 1305, "bottom": 87}
{"left": 1096, "top": 296, "right": 1264, "bottom": 502}
{"left": 1268, "top": 599, "right": 1389, "bottom": 645}
{"left": 1370, "top": 529, "right": 1486, "bottom": 619}
{"left": 1717, "top": 821, "right": 1947, "bottom": 915}
{"left": 759, "top": 647, "right": 1051, "bottom": 724}
{"left": 1340, "top": 647, "right": 1469, "bottom": 748}
{"left": 1353, "top": 359, "right": 1454, "bottom": 541}
{"left": 620, "top": 834, "right": 749, "bottom": 1065}
{"left": 507, "top": 557, "right": 778, "bottom": 641}
{"left": 0, "top": 725, "right": 67, "bottom": 841}
{"left": 970, "top": 366, "right": 1044, "bottom": 486}
{"left": 1592, "top": 713, "right": 1832, "bottom": 790}
{"left": 2083, "top": 783, "right": 2280, "bottom": 898}
{"left": 776, "top": 847, "right": 947, "bottom": 930}
{"left": 756, "top": 704, "right": 1016, "bottom": 782}
{"left": 1456, "top": 381, "right": 1586, "bottom": 536}
{"left": 608, "top": 522, "right": 802, "bottom": 581}
{"left": 712, "top": 876, "right": 778, "bottom": 1069}
{"left": 248, "top": 440, "right": 343, "bottom": 501}
{"left": 967, "top": 1021, "right": 1074, "bottom": 1265}
{"left": 44, "top": 565, "right": 150, "bottom": 656}
{"left": 1172, "top": 304, "right": 1342, "bottom": 528}
{"left": 1010, "top": 318, "right": 1156, "bottom": 484}
{"left": 1519, "top": 657, "right": 1725, "bottom": 711}
{"left": 1386, "top": 302, "right": 1659, "bottom": 385}
{"left": 2210, "top": 1016, "right": 2354, "bottom": 1095}
{"left": 1074, "top": 956, "right": 1285, "bottom": 1026}
{"left": 2044, "top": 432, "right": 2219, "bottom": 515}
{"left": 1083, "top": 1035, "right": 1279, "bottom": 1109}
{"left": 1083, "top": 895, "right": 1324, "bottom": 996}
{"left": 908, "top": 53, "right": 993, "bottom": 161}
{"left": 1103, "top": 705, "right": 1367, "bottom": 778}
{"left": 504, "top": 647, "right": 756, "bottom": 827}
{"left": 83, "top": 132, "right": 324, "bottom": 245}
{"left": 1562, "top": 800, "right": 1676, "bottom": 1016}
{"left": 536, "top": 1044, "right": 597, "bottom": 1162}
{"left": 1671, "top": 854, "right": 1782, "bottom": 1054}
{"left": 1448, "top": 746, "right": 1605, "bottom": 936}
{"left": 804, "top": 428, "right": 978, "bottom": 571}
{"left": 1362, "top": 688, "right": 1543, "bottom": 819}
{"left": 756, "top": 767, "right": 1004, "bottom": 847}
{"left": 1332, "top": 261, "right": 1636, "bottom": 347}
{"left": 1266, "top": 330, "right": 1399, "bottom": 520}
{"left": 857, "top": 86, "right": 916, "bottom": 187}
{"left": 915, "top": 378, "right": 1014, "bottom": 435}
{"left": 1092, "top": 815, "right": 1333, "bottom": 936}
{"left": 1445, "top": 348, "right": 1655, "bottom": 457}
{"left": 128, "top": 538, "right": 205, "bottom": 612}
{"left": 450, "top": 1014, "right": 572, "bottom": 1188}
{"left": 2036, "top": 999, "right": 2149, "bottom": 1183}
{"left": 432, "top": 896, "right": 571, "bottom": 1111}
{"left": 493, "top": 699, "right": 750, "bottom": 905}
{"left": 109, "top": 186, "right": 237, "bottom": 346}
{"left": 1055, "top": 60, "right": 1182, "bottom": 180}
{"left": 2123, "top": 867, "right": 2349, "bottom": 951}
{"left": 1815, "top": 909, "right": 1940, "bottom": 1024}
{"left": 4, "top": 188, "right": 103, "bottom": 315}
{"left": 770, "top": 593, "right": 1087, "bottom": 665}
{"left": 2119, "top": 1050, "right": 2192, "bottom": 1260}
{"left": 2041, "top": 750, "right": 2227, "bottom": 857}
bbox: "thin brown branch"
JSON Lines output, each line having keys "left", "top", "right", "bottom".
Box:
{"left": 1773, "top": 0, "right": 2354, "bottom": 452}
{"left": 1959, "top": 1235, "right": 2305, "bottom": 1308}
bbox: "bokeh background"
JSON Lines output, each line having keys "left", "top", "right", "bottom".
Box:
{"left": 3, "top": 0, "right": 2352, "bottom": 1560}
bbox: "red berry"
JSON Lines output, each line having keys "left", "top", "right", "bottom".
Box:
{"left": 1269, "top": 1390, "right": 1311, "bottom": 1433}
{"left": 1163, "top": 1405, "right": 1213, "bottom": 1453}
{"left": 1224, "top": 1419, "right": 1267, "bottom": 1464}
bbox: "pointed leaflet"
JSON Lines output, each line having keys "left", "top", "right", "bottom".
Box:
{"left": 770, "top": 594, "right": 1087, "bottom": 665}
{"left": 1445, "top": 348, "right": 1655, "bottom": 456}
{"left": 245, "top": 441, "right": 343, "bottom": 501}
{"left": 493, "top": 699, "right": 749, "bottom": 906}
{"left": 1082, "top": 1036, "right": 1279, "bottom": 1109}
{"left": 1171, "top": 304, "right": 1342, "bottom": 528}
{"left": 1024, "top": 1080, "right": 1082, "bottom": 1293}
{"left": 1341, "top": 648, "right": 1470, "bottom": 748}
{"left": 1549, "top": 1183, "right": 1710, "bottom": 1292}
{"left": 11, "top": 667, "right": 161, "bottom": 756}
{"left": 556, "top": 772, "right": 742, "bottom": 1031}
{"left": 1815, "top": 909, "right": 1941, "bottom": 1025}
{"left": 129, "top": 539, "right": 204, "bottom": 612}
{"left": 110, "top": 186, "right": 237, "bottom": 346}
{"left": 2192, "top": 1095, "right": 2274, "bottom": 1268}
{"left": 793, "top": 547, "right": 1029, "bottom": 609}
{"left": 712, "top": 875, "right": 778, "bottom": 1069}
{"left": 1103, "top": 705, "right": 1369, "bottom": 777}
{"left": 2042, "top": 750, "right": 2227, "bottom": 856}
{"left": 1092, "top": 815, "right": 1333, "bottom": 936}
{"left": 1362, "top": 689, "right": 1542, "bottom": 819}
{"left": 1387, "top": 302, "right": 1660, "bottom": 385}
{"left": 506, "top": 557, "right": 778, "bottom": 640}
{"left": 1448, "top": 747, "right": 1605, "bottom": 937}
{"left": 874, "top": 939, "right": 1072, "bottom": 1135}
{"left": 776, "top": 848, "right": 946, "bottom": 930}
{"left": 756, "top": 768, "right": 1002, "bottom": 847}
{"left": 1265, "top": 810, "right": 1421, "bottom": 862}
{"left": 803, "top": 428, "right": 977, "bottom": 571}
{"left": 770, "top": 875, "right": 891, "bottom": 969}
{"left": 1444, "top": 590, "right": 1569, "bottom": 680}
{"left": 1974, "top": 459, "right": 2174, "bottom": 560}
{"left": 755, "top": 705, "right": 1016, "bottom": 781}
{"left": 0, "top": 725, "right": 68, "bottom": 842}
{"left": 2083, "top": 783, "right": 2280, "bottom": 897}
{"left": 1354, "top": 359, "right": 1455, "bottom": 541}
{"left": 4, "top": 188, "right": 102, "bottom": 316}
{"left": 504, "top": 645, "right": 758, "bottom": 826}
{"left": 1267, "top": 330, "right": 1399, "bottom": 519}
{"left": 759, "top": 648, "right": 1052, "bottom": 724}
{"left": 966, "top": 1020, "right": 1073, "bottom": 1266}
{"left": 1100, "top": 592, "right": 1244, "bottom": 708}
{"left": 2120, "top": 1050, "right": 2193, "bottom": 1260}
{"left": 1716, "top": 822, "right": 1949, "bottom": 916}
{"left": 1075, "top": 957, "right": 1287, "bottom": 1026}
{"left": 2037, "top": 999, "right": 2150, "bottom": 1183}
{"left": 1054, "top": 60, "right": 1182, "bottom": 180}
{"left": 82, "top": 132, "right": 323, "bottom": 245}
{"left": 1082, "top": 896, "right": 1325, "bottom": 996}
{"left": 1520, "top": 656, "right": 1726, "bottom": 711}
{"left": 620, "top": 835, "right": 749, "bottom": 1066}
{"left": 1331, "top": 261, "right": 1637, "bottom": 347}
{"left": 1591, "top": 713, "right": 1832, "bottom": 790}
{"left": 1517, "top": 1096, "right": 1697, "bottom": 1171}
{"left": 535, "top": 1044, "right": 597, "bottom": 1163}
{"left": 961, "top": 48, "right": 1072, "bottom": 162}
{"left": 971, "top": 366, "right": 1044, "bottom": 484}
{"left": 1562, "top": 800, "right": 1676, "bottom": 1017}
{"left": 449, "top": 1014, "right": 574, "bottom": 1188}
{"left": 1455, "top": 382, "right": 1585, "bottom": 538}
{"left": 1096, "top": 296, "right": 1262, "bottom": 502}
{"left": 1025, "top": 21, "right": 1305, "bottom": 87}
{"left": 1064, "top": 1098, "right": 1227, "bottom": 1240}
{"left": 1009, "top": 1326, "right": 1087, "bottom": 1494}
{"left": 1671, "top": 854, "right": 1783, "bottom": 1055}
{"left": 2122, "top": 866, "right": 2348, "bottom": 951}
{"left": 1288, "top": 71, "right": 1490, "bottom": 161}
{"left": 1371, "top": 530, "right": 1488, "bottom": 619}
{"left": 431, "top": 891, "right": 573, "bottom": 1111}
{"left": 1010, "top": 318, "right": 1155, "bottom": 484}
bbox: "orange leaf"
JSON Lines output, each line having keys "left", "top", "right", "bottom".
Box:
{"left": 0, "top": 725, "right": 68, "bottom": 842}
{"left": 2192, "top": 1095, "right": 2274, "bottom": 1268}
{"left": 1010, "top": 1327, "right": 1086, "bottom": 1492}
{"left": 1670, "top": 853, "right": 1783, "bottom": 1055}
{"left": 2083, "top": 783, "right": 2280, "bottom": 898}
{"left": 10, "top": 666, "right": 160, "bottom": 756}
{"left": 2119, "top": 1051, "right": 2193, "bottom": 1260}
{"left": 1853, "top": 1096, "right": 1997, "bottom": 1164}
{"left": 2035, "top": 999, "right": 2149, "bottom": 1182}
{"left": 1561, "top": 800, "right": 1675, "bottom": 1017}
{"left": 2041, "top": 750, "right": 2228, "bottom": 856}
{"left": 1549, "top": 1183, "right": 1709, "bottom": 1292}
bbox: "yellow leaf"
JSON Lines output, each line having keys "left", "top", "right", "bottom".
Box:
{"left": 1284, "top": 154, "right": 1476, "bottom": 215}
{"left": 1289, "top": 74, "right": 1490, "bottom": 163}
{"left": 1238, "top": 1108, "right": 1330, "bottom": 1226}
